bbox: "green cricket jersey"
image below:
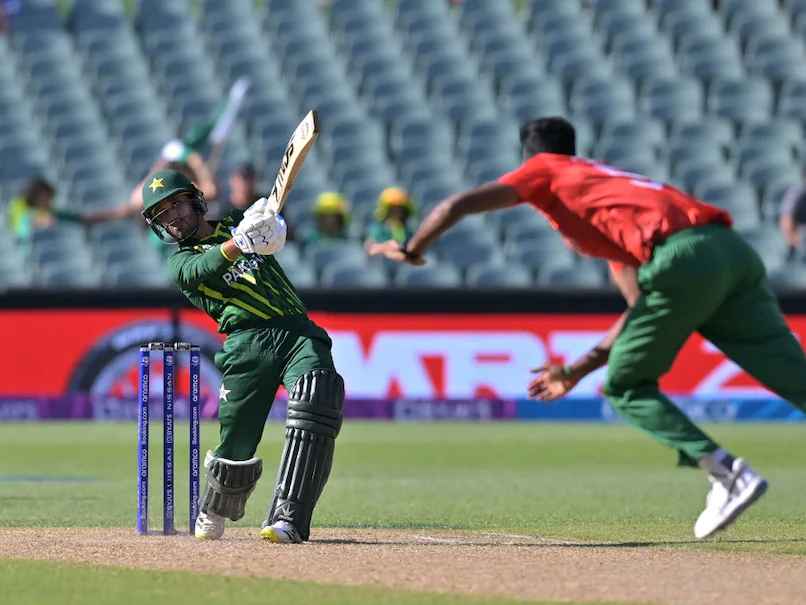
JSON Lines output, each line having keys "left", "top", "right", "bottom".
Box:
{"left": 167, "top": 217, "right": 307, "bottom": 333}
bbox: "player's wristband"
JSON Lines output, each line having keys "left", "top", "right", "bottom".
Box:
{"left": 400, "top": 238, "right": 420, "bottom": 260}
{"left": 220, "top": 243, "right": 240, "bottom": 262}
{"left": 561, "top": 365, "right": 574, "bottom": 380}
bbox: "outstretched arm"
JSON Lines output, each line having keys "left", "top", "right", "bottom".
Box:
{"left": 367, "top": 182, "right": 520, "bottom": 264}
{"left": 187, "top": 152, "right": 217, "bottom": 200}
{"left": 529, "top": 265, "right": 641, "bottom": 400}
{"left": 81, "top": 200, "right": 140, "bottom": 224}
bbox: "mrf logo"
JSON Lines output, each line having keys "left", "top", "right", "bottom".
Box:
{"left": 332, "top": 332, "right": 548, "bottom": 399}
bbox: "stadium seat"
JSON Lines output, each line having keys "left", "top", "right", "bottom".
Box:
{"left": 719, "top": 0, "right": 779, "bottom": 30}
{"left": 506, "top": 235, "right": 576, "bottom": 272}
{"left": 38, "top": 267, "right": 101, "bottom": 289}
{"left": 662, "top": 9, "right": 723, "bottom": 51}
{"left": 777, "top": 78, "right": 806, "bottom": 123}
{"left": 394, "top": 263, "right": 462, "bottom": 288}
{"left": 670, "top": 119, "right": 735, "bottom": 152}
{"left": 598, "top": 119, "right": 666, "bottom": 157}
{"left": 592, "top": 0, "right": 645, "bottom": 16}
{"left": 7, "top": 1, "right": 62, "bottom": 33}
{"left": 738, "top": 224, "right": 790, "bottom": 272}
{"left": 746, "top": 37, "right": 806, "bottom": 82}
{"left": 320, "top": 260, "right": 388, "bottom": 288}
{"left": 743, "top": 160, "right": 801, "bottom": 199}
{"left": 669, "top": 140, "right": 725, "bottom": 175}
{"left": 465, "top": 262, "right": 532, "bottom": 288}
{"left": 569, "top": 76, "right": 635, "bottom": 125}
{"left": 305, "top": 241, "right": 367, "bottom": 277}
{"left": 739, "top": 121, "right": 803, "bottom": 158}
{"left": 696, "top": 182, "right": 761, "bottom": 230}
{"left": 436, "top": 237, "right": 501, "bottom": 272}
{"left": 731, "top": 13, "right": 790, "bottom": 52}
{"left": 538, "top": 262, "right": 606, "bottom": 288}
{"left": 674, "top": 160, "right": 734, "bottom": 195}
{"left": 678, "top": 36, "right": 744, "bottom": 81}
{"left": 640, "top": 76, "right": 703, "bottom": 123}
{"left": 768, "top": 265, "right": 806, "bottom": 291}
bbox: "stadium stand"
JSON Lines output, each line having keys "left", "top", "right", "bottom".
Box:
{"left": 0, "top": 0, "right": 805, "bottom": 290}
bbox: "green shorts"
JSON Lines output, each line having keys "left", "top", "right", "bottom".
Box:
{"left": 213, "top": 316, "right": 336, "bottom": 460}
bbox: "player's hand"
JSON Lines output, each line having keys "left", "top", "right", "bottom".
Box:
{"left": 527, "top": 364, "right": 578, "bottom": 402}
{"left": 365, "top": 240, "right": 426, "bottom": 266}
{"left": 244, "top": 196, "right": 271, "bottom": 219}
{"left": 232, "top": 211, "right": 286, "bottom": 255}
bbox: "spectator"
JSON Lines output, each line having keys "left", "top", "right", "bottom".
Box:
{"left": 304, "top": 192, "right": 350, "bottom": 244}
{"left": 779, "top": 166, "right": 806, "bottom": 259}
{"left": 226, "top": 162, "right": 259, "bottom": 224}
{"left": 156, "top": 141, "right": 218, "bottom": 201}
{"left": 365, "top": 187, "right": 416, "bottom": 246}
{"left": 161, "top": 78, "right": 251, "bottom": 183}
{"left": 82, "top": 96, "right": 245, "bottom": 226}
{"left": 6, "top": 177, "right": 81, "bottom": 242}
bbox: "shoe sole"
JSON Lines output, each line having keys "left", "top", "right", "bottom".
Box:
{"left": 260, "top": 526, "right": 302, "bottom": 544}
{"left": 698, "top": 478, "right": 768, "bottom": 539}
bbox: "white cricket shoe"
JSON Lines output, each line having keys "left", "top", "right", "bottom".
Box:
{"left": 260, "top": 520, "right": 303, "bottom": 543}
{"left": 194, "top": 510, "right": 225, "bottom": 540}
{"left": 694, "top": 458, "right": 768, "bottom": 539}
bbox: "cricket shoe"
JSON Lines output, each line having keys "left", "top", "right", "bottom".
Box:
{"left": 260, "top": 520, "right": 303, "bottom": 543}
{"left": 194, "top": 510, "right": 225, "bottom": 540}
{"left": 694, "top": 458, "right": 768, "bottom": 539}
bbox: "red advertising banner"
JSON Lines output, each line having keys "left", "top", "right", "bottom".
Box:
{"left": 313, "top": 313, "right": 806, "bottom": 400}
{"left": 2, "top": 309, "right": 805, "bottom": 420}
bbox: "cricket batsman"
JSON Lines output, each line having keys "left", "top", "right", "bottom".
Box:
{"left": 369, "top": 117, "right": 806, "bottom": 539}
{"left": 141, "top": 169, "right": 344, "bottom": 543}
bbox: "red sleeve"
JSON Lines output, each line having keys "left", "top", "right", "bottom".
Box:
{"left": 608, "top": 261, "right": 626, "bottom": 276}
{"left": 497, "top": 155, "right": 551, "bottom": 204}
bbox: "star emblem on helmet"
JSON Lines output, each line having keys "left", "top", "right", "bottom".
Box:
{"left": 148, "top": 177, "right": 165, "bottom": 192}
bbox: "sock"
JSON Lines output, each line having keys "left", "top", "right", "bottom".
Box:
{"left": 698, "top": 448, "right": 736, "bottom": 477}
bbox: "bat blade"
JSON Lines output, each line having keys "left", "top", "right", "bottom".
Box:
{"left": 266, "top": 110, "right": 319, "bottom": 214}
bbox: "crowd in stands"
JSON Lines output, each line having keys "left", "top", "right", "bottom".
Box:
{"left": 2, "top": 0, "right": 806, "bottom": 290}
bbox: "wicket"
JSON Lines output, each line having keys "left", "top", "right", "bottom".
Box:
{"left": 137, "top": 342, "right": 201, "bottom": 535}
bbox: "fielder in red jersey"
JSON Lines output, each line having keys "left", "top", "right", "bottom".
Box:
{"left": 369, "top": 116, "right": 806, "bottom": 539}
{"left": 498, "top": 153, "right": 731, "bottom": 266}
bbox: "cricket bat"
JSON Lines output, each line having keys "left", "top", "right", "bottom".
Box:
{"left": 250, "top": 110, "right": 319, "bottom": 217}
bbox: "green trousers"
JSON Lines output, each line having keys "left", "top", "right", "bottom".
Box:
{"left": 213, "top": 317, "right": 336, "bottom": 460}
{"left": 604, "top": 224, "right": 806, "bottom": 466}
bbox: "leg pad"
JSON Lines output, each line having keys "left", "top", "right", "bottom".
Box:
{"left": 264, "top": 369, "right": 344, "bottom": 540}
{"left": 201, "top": 451, "right": 262, "bottom": 521}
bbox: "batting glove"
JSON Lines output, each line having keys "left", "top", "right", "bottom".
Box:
{"left": 244, "top": 196, "right": 271, "bottom": 220}
{"left": 232, "top": 210, "right": 286, "bottom": 256}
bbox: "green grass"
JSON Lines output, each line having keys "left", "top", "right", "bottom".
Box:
{"left": 3, "top": 559, "right": 619, "bottom": 605}
{"left": 1, "top": 422, "right": 805, "bottom": 553}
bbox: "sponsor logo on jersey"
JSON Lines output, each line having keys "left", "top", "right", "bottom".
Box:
{"left": 222, "top": 255, "right": 266, "bottom": 285}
